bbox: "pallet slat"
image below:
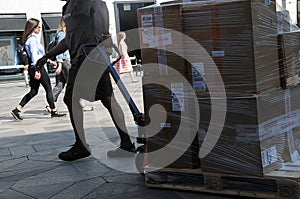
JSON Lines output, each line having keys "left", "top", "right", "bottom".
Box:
{"left": 145, "top": 161, "right": 300, "bottom": 199}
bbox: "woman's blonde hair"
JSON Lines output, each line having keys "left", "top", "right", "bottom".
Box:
{"left": 117, "top": 32, "right": 126, "bottom": 47}
{"left": 56, "top": 17, "right": 66, "bottom": 34}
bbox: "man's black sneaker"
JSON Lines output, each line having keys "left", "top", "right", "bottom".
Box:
{"left": 11, "top": 108, "right": 23, "bottom": 121}
{"left": 58, "top": 145, "right": 91, "bottom": 161}
{"left": 51, "top": 110, "right": 66, "bottom": 118}
{"left": 107, "top": 144, "right": 136, "bottom": 157}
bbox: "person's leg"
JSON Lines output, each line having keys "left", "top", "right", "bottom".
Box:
{"left": 101, "top": 95, "right": 134, "bottom": 148}
{"left": 40, "top": 67, "right": 56, "bottom": 109}
{"left": 52, "top": 73, "right": 65, "bottom": 102}
{"left": 40, "top": 67, "right": 65, "bottom": 117}
{"left": 11, "top": 68, "right": 40, "bottom": 120}
{"left": 129, "top": 71, "right": 138, "bottom": 83}
{"left": 19, "top": 70, "right": 40, "bottom": 108}
{"left": 59, "top": 65, "right": 90, "bottom": 161}
{"left": 96, "top": 71, "right": 135, "bottom": 156}
{"left": 64, "top": 66, "right": 87, "bottom": 147}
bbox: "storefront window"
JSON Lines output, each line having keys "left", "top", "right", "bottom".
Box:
{"left": 0, "top": 36, "right": 16, "bottom": 66}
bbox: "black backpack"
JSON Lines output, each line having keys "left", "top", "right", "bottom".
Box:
{"left": 16, "top": 44, "right": 29, "bottom": 65}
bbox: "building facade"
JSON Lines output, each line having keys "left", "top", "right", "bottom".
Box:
{"left": 0, "top": 0, "right": 154, "bottom": 72}
{"left": 0, "top": 0, "right": 298, "bottom": 72}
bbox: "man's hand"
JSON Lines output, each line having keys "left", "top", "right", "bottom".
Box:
{"left": 34, "top": 71, "right": 41, "bottom": 80}
{"left": 35, "top": 55, "right": 48, "bottom": 71}
{"left": 55, "top": 62, "right": 62, "bottom": 75}
{"left": 50, "top": 60, "right": 57, "bottom": 68}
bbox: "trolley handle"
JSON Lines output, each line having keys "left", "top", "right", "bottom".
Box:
{"left": 80, "top": 43, "right": 122, "bottom": 66}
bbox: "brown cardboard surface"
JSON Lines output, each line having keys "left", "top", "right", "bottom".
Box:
{"left": 138, "top": 0, "right": 300, "bottom": 176}
{"left": 142, "top": 76, "right": 200, "bottom": 168}
{"left": 278, "top": 31, "right": 300, "bottom": 89}
{"left": 138, "top": 0, "right": 280, "bottom": 96}
{"left": 182, "top": 0, "right": 279, "bottom": 96}
{"left": 138, "top": 3, "right": 188, "bottom": 77}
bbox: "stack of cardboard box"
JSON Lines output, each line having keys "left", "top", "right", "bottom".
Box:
{"left": 138, "top": 0, "right": 300, "bottom": 176}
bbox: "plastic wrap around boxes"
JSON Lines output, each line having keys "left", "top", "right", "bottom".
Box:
{"left": 138, "top": 0, "right": 300, "bottom": 177}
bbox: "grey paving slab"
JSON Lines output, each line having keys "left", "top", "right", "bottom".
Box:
{"left": 9, "top": 145, "right": 36, "bottom": 157}
{"left": 0, "top": 189, "right": 34, "bottom": 199}
{"left": 13, "top": 182, "right": 74, "bottom": 199}
{"left": 0, "top": 181, "right": 16, "bottom": 193}
{"left": 0, "top": 148, "right": 10, "bottom": 156}
{"left": 0, "top": 76, "right": 244, "bottom": 199}
{"left": 82, "top": 183, "right": 152, "bottom": 199}
{"left": 0, "top": 157, "right": 28, "bottom": 171}
{"left": 51, "top": 178, "right": 106, "bottom": 199}
{"left": 71, "top": 160, "right": 112, "bottom": 177}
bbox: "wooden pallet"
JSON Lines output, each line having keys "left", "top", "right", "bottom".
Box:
{"left": 145, "top": 159, "right": 300, "bottom": 199}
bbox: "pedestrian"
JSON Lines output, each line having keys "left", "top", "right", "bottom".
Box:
{"left": 115, "top": 32, "right": 138, "bottom": 83}
{"left": 11, "top": 18, "right": 66, "bottom": 121}
{"left": 45, "top": 18, "right": 71, "bottom": 113}
{"left": 35, "top": 0, "right": 136, "bottom": 161}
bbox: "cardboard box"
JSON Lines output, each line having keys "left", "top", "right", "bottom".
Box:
{"left": 138, "top": 0, "right": 280, "bottom": 96}
{"left": 142, "top": 77, "right": 300, "bottom": 175}
{"left": 138, "top": 0, "right": 300, "bottom": 176}
{"left": 142, "top": 76, "right": 200, "bottom": 169}
{"left": 138, "top": 4, "right": 188, "bottom": 77}
{"left": 181, "top": 0, "right": 279, "bottom": 96}
{"left": 278, "top": 31, "right": 300, "bottom": 89}
{"left": 290, "top": 86, "right": 300, "bottom": 157}
{"left": 199, "top": 86, "right": 300, "bottom": 175}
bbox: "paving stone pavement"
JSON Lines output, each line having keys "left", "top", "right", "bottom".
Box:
{"left": 0, "top": 74, "right": 243, "bottom": 199}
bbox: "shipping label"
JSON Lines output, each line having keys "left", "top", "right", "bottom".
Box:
{"left": 141, "top": 14, "right": 153, "bottom": 44}
{"left": 171, "top": 83, "right": 185, "bottom": 112}
{"left": 192, "top": 62, "right": 206, "bottom": 92}
{"left": 261, "top": 146, "right": 278, "bottom": 167}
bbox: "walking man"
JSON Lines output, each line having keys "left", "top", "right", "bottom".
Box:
{"left": 35, "top": 0, "right": 136, "bottom": 161}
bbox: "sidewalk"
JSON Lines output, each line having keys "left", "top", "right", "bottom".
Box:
{"left": 0, "top": 74, "right": 238, "bottom": 199}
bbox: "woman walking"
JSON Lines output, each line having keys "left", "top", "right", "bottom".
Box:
{"left": 45, "top": 18, "right": 71, "bottom": 113}
{"left": 11, "top": 18, "right": 65, "bottom": 120}
{"left": 115, "top": 32, "right": 138, "bottom": 83}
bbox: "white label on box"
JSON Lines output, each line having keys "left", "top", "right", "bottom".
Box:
{"left": 141, "top": 14, "right": 153, "bottom": 27}
{"left": 160, "top": 123, "right": 171, "bottom": 128}
{"left": 141, "top": 14, "right": 153, "bottom": 44}
{"left": 162, "top": 32, "right": 172, "bottom": 46}
{"left": 142, "top": 27, "right": 153, "bottom": 44}
{"left": 149, "top": 35, "right": 159, "bottom": 48}
{"left": 192, "top": 62, "right": 206, "bottom": 92}
{"left": 261, "top": 146, "right": 278, "bottom": 167}
{"left": 211, "top": 51, "right": 225, "bottom": 57}
{"left": 149, "top": 32, "right": 172, "bottom": 48}
{"left": 171, "top": 83, "right": 184, "bottom": 112}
